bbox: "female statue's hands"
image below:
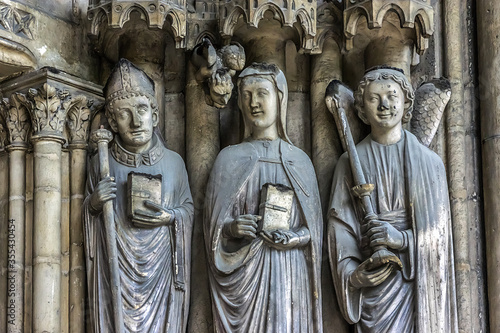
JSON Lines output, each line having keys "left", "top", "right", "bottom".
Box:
{"left": 132, "top": 200, "right": 173, "bottom": 228}
{"left": 89, "top": 176, "right": 116, "bottom": 213}
{"left": 365, "top": 220, "right": 405, "bottom": 250}
{"left": 223, "top": 214, "right": 261, "bottom": 239}
{"left": 260, "top": 228, "right": 310, "bottom": 250}
{"left": 349, "top": 258, "right": 394, "bottom": 289}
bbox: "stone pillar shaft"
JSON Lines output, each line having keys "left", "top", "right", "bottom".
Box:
{"left": 186, "top": 61, "right": 218, "bottom": 332}
{"left": 310, "top": 38, "right": 349, "bottom": 333}
{"left": 6, "top": 146, "right": 27, "bottom": 333}
{"left": 0, "top": 151, "right": 9, "bottom": 332}
{"left": 32, "top": 137, "right": 63, "bottom": 333}
{"left": 443, "top": 0, "right": 473, "bottom": 331}
{"left": 477, "top": 0, "right": 500, "bottom": 331}
{"left": 68, "top": 145, "right": 87, "bottom": 333}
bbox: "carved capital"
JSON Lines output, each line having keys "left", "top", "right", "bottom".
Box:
{"left": 65, "top": 95, "right": 99, "bottom": 146}
{"left": 219, "top": 0, "right": 317, "bottom": 52}
{"left": 0, "top": 108, "right": 7, "bottom": 150}
{"left": 26, "top": 83, "right": 70, "bottom": 140}
{"left": 344, "top": 0, "right": 434, "bottom": 54}
{"left": 0, "top": 93, "right": 31, "bottom": 146}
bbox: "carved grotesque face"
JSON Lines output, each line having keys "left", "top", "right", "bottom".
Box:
{"left": 208, "top": 74, "right": 233, "bottom": 109}
{"left": 361, "top": 79, "right": 406, "bottom": 130}
{"left": 239, "top": 77, "right": 279, "bottom": 132}
{"left": 110, "top": 95, "right": 158, "bottom": 152}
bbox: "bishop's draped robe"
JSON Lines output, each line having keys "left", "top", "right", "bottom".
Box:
{"left": 83, "top": 135, "right": 193, "bottom": 332}
{"left": 328, "top": 131, "right": 458, "bottom": 333}
{"left": 204, "top": 139, "right": 323, "bottom": 333}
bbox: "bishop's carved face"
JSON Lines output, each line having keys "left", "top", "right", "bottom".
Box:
{"left": 110, "top": 95, "right": 158, "bottom": 153}
{"left": 239, "top": 77, "right": 279, "bottom": 132}
{"left": 361, "top": 79, "right": 406, "bottom": 130}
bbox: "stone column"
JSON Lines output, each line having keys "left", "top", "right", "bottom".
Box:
{"left": 186, "top": 61, "right": 219, "bottom": 333}
{"left": 310, "top": 37, "right": 349, "bottom": 333}
{"left": 443, "top": 1, "right": 473, "bottom": 331}
{"left": 1, "top": 93, "right": 31, "bottom": 333}
{"left": 0, "top": 115, "right": 9, "bottom": 332}
{"left": 477, "top": 1, "right": 500, "bottom": 331}
{"left": 66, "top": 96, "right": 92, "bottom": 333}
{"left": 24, "top": 150, "right": 33, "bottom": 333}
{"left": 60, "top": 148, "right": 70, "bottom": 332}
{"left": 26, "top": 83, "right": 69, "bottom": 333}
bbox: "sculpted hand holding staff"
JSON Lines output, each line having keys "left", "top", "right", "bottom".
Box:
{"left": 83, "top": 59, "right": 193, "bottom": 332}
{"left": 204, "top": 63, "right": 323, "bottom": 333}
{"left": 326, "top": 66, "right": 458, "bottom": 332}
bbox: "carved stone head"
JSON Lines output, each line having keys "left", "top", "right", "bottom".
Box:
{"left": 207, "top": 69, "right": 234, "bottom": 108}
{"left": 237, "top": 62, "right": 291, "bottom": 143}
{"left": 354, "top": 66, "right": 415, "bottom": 126}
{"left": 104, "top": 59, "right": 159, "bottom": 152}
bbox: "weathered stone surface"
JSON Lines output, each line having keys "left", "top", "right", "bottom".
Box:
{"left": 0, "top": 0, "right": 491, "bottom": 332}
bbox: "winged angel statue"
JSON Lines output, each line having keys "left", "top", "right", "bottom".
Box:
{"left": 325, "top": 66, "right": 458, "bottom": 332}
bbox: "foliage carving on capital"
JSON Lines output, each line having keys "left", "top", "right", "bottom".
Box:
{"left": 65, "top": 95, "right": 97, "bottom": 145}
{"left": 0, "top": 93, "right": 31, "bottom": 145}
{"left": 26, "top": 83, "right": 70, "bottom": 137}
{"left": 0, "top": 107, "right": 7, "bottom": 149}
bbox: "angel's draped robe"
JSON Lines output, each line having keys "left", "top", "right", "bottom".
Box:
{"left": 204, "top": 139, "right": 323, "bottom": 333}
{"left": 83, "top": 135, "right": 193, "bottom": 332}
{"left": 328, "top": 131, "right": 458, "bottom": 333}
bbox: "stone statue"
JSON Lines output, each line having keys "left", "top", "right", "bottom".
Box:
{"left": 325, "top": 66, "right": 458, "bottom": 332}
{"left": 191, "top": 37, "right": 246, "bottom": 108}
{"left": 83, "top": 59, "right": 194, "bottom": 332}
{"left": 204, "top": 63, "right": 323, "bottom": 332}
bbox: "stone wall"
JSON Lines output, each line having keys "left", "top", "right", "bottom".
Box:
{"left": 0, "top": 0, "right": 492, "bottom": 332}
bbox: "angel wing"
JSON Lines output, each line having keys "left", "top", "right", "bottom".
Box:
{"left": 410, "top": 78, "right": 451, "bottom": 147}
{"left": 325, "top": 80, "right": 369, "bottom": 146}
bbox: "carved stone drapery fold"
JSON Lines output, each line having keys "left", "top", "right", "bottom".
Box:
{"left": 219, "top": 0, "right": 317, "bottom": 52}
{"left": 343, "top": 0, "right": 434, "bottom": 54}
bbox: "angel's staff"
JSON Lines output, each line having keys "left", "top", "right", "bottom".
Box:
{"left": 91, "top": 127, "right": 125, "bottom": 332}
{"left": 325, "top": 80, "right": 403, "bottom": 270}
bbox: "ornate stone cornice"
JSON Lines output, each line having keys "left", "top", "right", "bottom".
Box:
{"left": 88, "top": 0, "right": 187, "bottom": 48}
{"left": 343, "top": 0, "right": 434, "bottom": 54}
{"left": 311, "top": 1, "right": 343, "bottom": 54}
{"left": 219, "top": 0, "right": 317, "bottom": 52}
{"left": 0, "top": 93, "right": 31, "bottom": 146}
{"left": 25, "top": 83, "right": 69, "bottom": 140}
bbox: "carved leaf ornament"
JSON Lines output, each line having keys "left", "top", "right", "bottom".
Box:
{"left": 27, "top": 83, "right": 69, "bottom": 135}
{"left": 65, "top": 95, "right": 92, "bottom": 143}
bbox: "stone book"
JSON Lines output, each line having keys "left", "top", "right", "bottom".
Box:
{"left": 258, "top": 183, "right": 294, "bottom": 232}
{"left": 127, "top": 172, "right": 163, "bottom": 220}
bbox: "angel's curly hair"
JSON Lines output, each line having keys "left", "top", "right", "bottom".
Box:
{"left": 354, "top": 66, "right": 415, "bottom": 124}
